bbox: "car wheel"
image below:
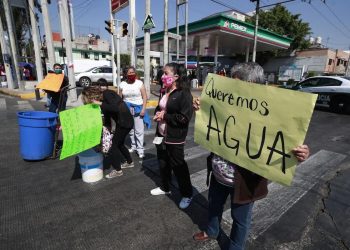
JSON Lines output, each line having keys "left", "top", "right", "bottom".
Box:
{"left": 79, "top": 77, "right": 91, "bottom": 87}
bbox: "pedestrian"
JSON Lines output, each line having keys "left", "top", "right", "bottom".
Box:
{"left": 23, "top": 67, "right": 31, "bottom": 80}
{"left": 192, "top": 62, "right": 310, "bottom": 250}
{"left": 81, "top": 84, "right": 134, "bottom": 178}
{"left": 120, "top": 66, "right": 148, "bottom": 159}
{"left": 46, "top": 63, "right": 69, "bottom": 113}
{"left": 0, "top": 64, "right": 6, "bottom": 83}
{"left": 150, "top": 62, "right": 194, "bottom": 209}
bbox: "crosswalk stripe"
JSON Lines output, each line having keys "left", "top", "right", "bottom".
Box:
{"left": 142, "top": 145, "right": 210, "bottom": 196}
{"left": 142, "top": 145, "right": 209, "bottom": 171}
{"left": 16, "top": 100, "right": 33, "bottom": 110}
{"left": 0, "top": 98, "right": 6, "bottom": 110}
{"left": 220, "top": 150, "right": 347, "bottom": 240}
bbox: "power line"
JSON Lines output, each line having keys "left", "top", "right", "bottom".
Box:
{"left": 209, "top": 0, "right": 237, "bottom": 10}
{"left": 308, "top": 2, "right": 350, "bottom": 39}
{"left": 322, "top": 1, "right": 350, "bottom": 34}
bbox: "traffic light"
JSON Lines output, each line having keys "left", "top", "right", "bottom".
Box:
{"left": 104, "top": 20, "right": 115, "bottom": 35}
{"left": 122, "top": 23, "right": 128, "bottom": 37}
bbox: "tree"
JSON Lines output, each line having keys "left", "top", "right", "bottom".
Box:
{"left": 248, "top": 5, "right": 312, "bottom": 64}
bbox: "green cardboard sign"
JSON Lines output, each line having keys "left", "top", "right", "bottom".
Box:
{"left": 59, "top": 104, "right": 103, "bottom": 160}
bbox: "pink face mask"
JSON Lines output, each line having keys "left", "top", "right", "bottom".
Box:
{"left": 161, "top": 75, "right": 174, "bottom": 88}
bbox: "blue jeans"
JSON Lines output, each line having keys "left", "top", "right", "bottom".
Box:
{"left": 207, "top": 177, "right": 254, "bottom": 250}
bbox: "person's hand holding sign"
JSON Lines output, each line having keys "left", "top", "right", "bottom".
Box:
{"left": 292, "top": 145, "right": 310, "bottom": 162}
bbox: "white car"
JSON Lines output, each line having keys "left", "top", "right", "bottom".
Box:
{"left": 292, "top": 76, "right": 350, "bottom": 113}
{"left": 75, "top": 66, "right": 114, "bottom": 87}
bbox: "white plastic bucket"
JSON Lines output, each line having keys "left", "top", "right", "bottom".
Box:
{"left": 78, "top": 149, "right": 103, "bottom": 183}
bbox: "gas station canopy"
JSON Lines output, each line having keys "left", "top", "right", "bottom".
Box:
{"left": 136, "top": 14, "right": 292, "bottom": 57}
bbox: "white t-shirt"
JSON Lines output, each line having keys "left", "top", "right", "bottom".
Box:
{"left": 120, "top": 79, "right": 144, "bottom": 105}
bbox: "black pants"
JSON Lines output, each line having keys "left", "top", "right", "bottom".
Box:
{"left": 110, "top": 127, "right": 132, "bottom": 171}
{"left": 156, "top": 143, "right": 193, "bottom": 198}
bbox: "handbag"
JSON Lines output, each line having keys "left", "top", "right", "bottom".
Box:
{"left": 102, "top": 126, "right": 113, "bottom": 154}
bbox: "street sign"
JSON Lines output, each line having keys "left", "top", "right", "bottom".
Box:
{"left": 143, "top": 14, "right": 155, "bottom": 30}
{"left": 111, "top": 0, "right": 129, "bottom": 13}
{"left": 168, "top": 32, "right": 182, "bottom": 40}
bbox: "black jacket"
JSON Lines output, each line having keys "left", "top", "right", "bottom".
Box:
{"left": 101, "top": 89, "right": 134, "bottom": 129}
{"left": 156, "top": 88, "right": 193, "bottom": 143}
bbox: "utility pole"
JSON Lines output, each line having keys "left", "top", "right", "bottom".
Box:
{"left": 108, "top": 1, "right": 117, "bottom": 88}
{"left": 28, "top": 0, "right": 44, "bottom": 83}
{"left": 346, "top": 46, "right": 350, "bottom": 76}
{"left": 0, "top": 13, "right": 15, "bottom": 89}
{"left": 251, "top": 0, "right": 260, "bottom": 63}
{"left": 176, "top": 0, "right": 179, "bottom": 61}
{"left": 3, "top": 0, "right": 22, "bottom": 89}
{"left": 58, "top": 0, "right": 77, "bottom": 102}
{"left": 184, "top": 0, "right": 188, "bottom": 69}
{"left": 144, "top": 0, "right": 151, "bottom": 98}
{"left": 129, "top": 0, "right": 136, "bottom": 66}
{"left": 115, "top": 21, "right": 121, "bottom": 93}
{"left": 41, "top": 0, "right": 56, "bottom": 69}
{"left": 163, "top": 0, "right": 169, "bottom": 65}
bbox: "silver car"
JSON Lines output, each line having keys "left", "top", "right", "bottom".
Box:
{"left": 292, "top": 76, "right": 350, "bottom": 113}
{"left": 75, "top": 66, "right": 114, "bottom": 87}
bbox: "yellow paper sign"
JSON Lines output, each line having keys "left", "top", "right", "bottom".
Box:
{"left": 36, "top": 73, "right": 64, "bottom": 92}
{"left": 194, "top": 74, "right": 317, "bottom": 186}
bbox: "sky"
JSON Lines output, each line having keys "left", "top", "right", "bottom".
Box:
{"left": 40, "top": 0, "right": 350, "bottom": 51}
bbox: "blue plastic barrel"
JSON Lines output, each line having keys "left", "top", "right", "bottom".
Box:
{"left": 17, "top": 111, "right": 58, "bottom": 160}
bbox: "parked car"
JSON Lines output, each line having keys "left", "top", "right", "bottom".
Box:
{"left": 75, "top": 66, "right": 114, "bottom": 87}
{"left": 292, "top": 76, "right": 350, "bottom": 113}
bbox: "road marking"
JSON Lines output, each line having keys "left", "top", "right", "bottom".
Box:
{"left": 0, "top": 98, "right": 6, "bottom": 110}
{"left": 16, "top": 100, "right": 33, "bottom": 110}
{"left": 142, "top": 135, "right": 195, "bottom": 151}
{"left": 142, "top": 145, "right": 209, "bottom": 196}
{"left": 220, "top": 150, "right": 347, "bottom": 240}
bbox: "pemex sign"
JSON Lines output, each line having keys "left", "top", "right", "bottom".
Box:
{"left": 111, "top": 0, "right": 129, "bottom": 13}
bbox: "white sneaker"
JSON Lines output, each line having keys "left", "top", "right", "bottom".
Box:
{"left": 179, "top": 197, "right": 192, "bottom": 209}
{"left": 150, "top": 187, "right": 171, "bottom": 196}
{"left": 138, "top": 153, "right": 145, "bottom": 159}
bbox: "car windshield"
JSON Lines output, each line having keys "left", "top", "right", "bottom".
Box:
{"left": 341, "top": 76, "right": 350, "bottom": 80}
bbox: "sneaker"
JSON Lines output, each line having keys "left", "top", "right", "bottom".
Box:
{"left": 150, "top": 187, "right": 171, "bottom": 196}
{"left": 121, "top": 162, "right": 134, "bottom": 169}
{"left": 179, "top": 197, "right": 192, "bottom": 209}
{"left": 128, "top": 148, "right": 136, "bottom": 153}
{"left": 138, "top": 153, "right": 145, "bottom": 159}
{"left": 105, "top": 170, "right": 123, "bottom": 179}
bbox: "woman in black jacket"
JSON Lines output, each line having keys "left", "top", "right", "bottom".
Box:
{"left": 82, "top": 85, "right": 134, "bottom": 178}
{"left": 150, "top": 63, "right": 194, "bottom": 209}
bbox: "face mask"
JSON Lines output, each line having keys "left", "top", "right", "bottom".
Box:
{"left": 161, "top": 75, "right": 174, "bottom": 88}
{"left": 54, "top": 69, "right": 62, "bottom": 74}
{"left": 127, "top": 74, "right": 136, "bottom": 82}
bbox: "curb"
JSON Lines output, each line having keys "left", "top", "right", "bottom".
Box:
{"left": 0, "top": 89, "right": 46, "bottom": 100}
{"left": 146, "top": 99, "right": 158, "bottom": 109}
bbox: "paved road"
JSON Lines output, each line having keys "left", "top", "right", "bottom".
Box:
{"left": 0, "top": 93, "right": 349, "bottom": 250}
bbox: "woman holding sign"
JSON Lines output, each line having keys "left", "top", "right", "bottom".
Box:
{"left": 192, "top": 63, "right": 310, "bottom": 250}
{"left": 150, "top": 63, "right": 194, "bottom": 210}
{"left": 82, "top": 85, "right": 134, "bottom": 178}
